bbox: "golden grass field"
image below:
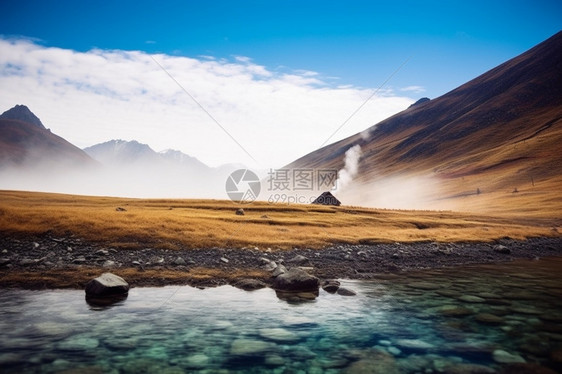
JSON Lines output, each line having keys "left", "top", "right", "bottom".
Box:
{"left": 0, "top": 190, "right": 559, "bottom": 250}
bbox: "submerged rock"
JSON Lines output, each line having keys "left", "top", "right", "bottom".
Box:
{"left": 229, "top": 339, "right": 275, "bottom": 356}
{"left": 85, "top": 273, "right": 129, "bottom": 298}
{"left": 458, "top": 295, "right": 486, "bottom": 303}
{"left": 343, "top": 349, "right": 399, "bottom": 374}
{"left": 184, "top": 354, "right": 209, "bottom": 369}
{"left": 259, "top": 328, "right": 300, "bottom": 343}
{"left": 475, "top": 313, "right": 504, "bottom": 325}
{"left": 395, "top": 339, "right": 435, "bottom": 351}
{"left": 337, "top": 287, "right": 357, "bottom": 296}
{"left": 493, "top": 349, "right": 526, "bottom": 364}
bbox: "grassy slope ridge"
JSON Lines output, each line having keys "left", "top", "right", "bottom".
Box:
{"left": 0, "top": 190, "right": 558, "bottom": 250}
{"left": 285, "top": 32, "right": 562, "bottom": 216}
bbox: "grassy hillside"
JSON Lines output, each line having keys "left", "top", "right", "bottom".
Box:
{"left": 0, "top": 190, "right": 558, "bottom": 250}
{"left": 285, "top": 32, "right": 562, "bottom": 217}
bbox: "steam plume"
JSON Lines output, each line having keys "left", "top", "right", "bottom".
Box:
{"left": 337, "top": 144, "right": 362, "bottom": 191}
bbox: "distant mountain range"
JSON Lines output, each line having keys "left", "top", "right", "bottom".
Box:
{"left": 0, "top": 106, "right": 216, "bottom": 174}
{"left": 0, "top": 105, "right": 239, "bottom": 198}
{"left": 1, "top": 31, "right": 561, "bottom": 210}
{"left": 83, "top": 139, "right": 209, "bottom": 173}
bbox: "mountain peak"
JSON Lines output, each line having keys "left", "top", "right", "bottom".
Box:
{"left": 0, "top": 105, "right": 46, "bottom": 129}
{"left": 408, "top": 97, "right": 430, "bottom": 109}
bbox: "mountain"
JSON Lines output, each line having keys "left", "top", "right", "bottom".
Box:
{"left": 0, "top": 105, "right": 96, "bottom": 169}
{"left": 285, "top": 31, "right": 562, "bottom": 214}
{"left": 0, "top": 104, "right": 46, "bottom": 129}
{"left": 84, "top": 140, "right": 210, "bottom": 173}
{"left": 84, "top": 139, "right": 162, "bottom": 165}
{"left": 159, "top": 149, "right": 209, "bottom": 172}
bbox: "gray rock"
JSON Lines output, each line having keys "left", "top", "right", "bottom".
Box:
{"left": 263, "top": 260, "right": 277, "bottom": 271}
{"left": 271, "top": 264, "right": 287, "bottom": 277}
{"left": 232, "top": 278, "right": 267, "bottom": 291}
{"left": 322, "top": 280, "right": 341, "bottom": 293}
{"left": 494, "top": 245, "right": 511, "bottom": 254}
{"left": 272, "top": 267, "right": 319, "bottom": 292}
{"left": 337, "top": 287, "right": 357, "bottom": 296}
{"left": 220, "top": 257, "right": 229, "bottom": 264}
{"left": 72, "top": 256, "right": 86, "bottom": 264}
{"left": 173, "top": 257, "right": 186, "bottom": 265}
{"left": 287, "top": 254, "right": 310, "bottom": 266}
{"left": 102, "top": 260, "right": 116, "bottom": 268}
{"left": 235, "top": 208, "right": 245, "bottom": 216}
{"left": 85, "top": 273, "right": 129, "bottom": 297}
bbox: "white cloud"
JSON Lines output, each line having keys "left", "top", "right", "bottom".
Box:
{"left": 0, "top": 37, "right": 415, "bottom": 168}
{"left": 400, "top": 85, "right": 426, "bottom": 94}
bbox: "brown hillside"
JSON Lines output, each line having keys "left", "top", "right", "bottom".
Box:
{"left": 0, "top": 118, "right": 96, "bottom": 168}
{"left": 286, "top": 31, "right": 562, "bottom": 217}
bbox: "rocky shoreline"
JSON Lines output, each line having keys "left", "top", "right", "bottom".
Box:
{"left": 1, "top": 233, "right": 562, "bottom": 289}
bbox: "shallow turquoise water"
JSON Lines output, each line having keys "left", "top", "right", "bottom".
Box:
{"left": 1, "top": 258, "right": 561, "bottom": 373}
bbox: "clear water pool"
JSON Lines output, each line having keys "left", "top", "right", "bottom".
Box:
{"left": 1, "top": 258, "right": 561, "bottom": 373}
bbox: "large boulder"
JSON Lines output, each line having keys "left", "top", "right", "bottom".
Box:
{"left": 85, "top": 273, "right": 129, "bottom": 298}
{"left": 272, "top": 267, "right": 319, "bottom": 292}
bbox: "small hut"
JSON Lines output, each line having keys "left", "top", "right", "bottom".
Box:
{"left": 311, "top": 191, "right": 341, "bottom": 206}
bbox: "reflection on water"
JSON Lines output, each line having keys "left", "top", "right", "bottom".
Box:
{"left": 86, "top": 294, "right": 129, "bottom": 310}
{"left": 1, "top": 258, "right": 561, "bottom": 373}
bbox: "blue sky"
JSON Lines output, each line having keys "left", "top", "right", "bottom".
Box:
{"left": 0, "top": 0, "right": 561, "bottom": 168}
{"left": 2, "top": 0, "right": 560, "bottom": 97}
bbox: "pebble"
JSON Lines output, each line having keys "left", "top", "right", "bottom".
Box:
{"left": 185, "top": 354, "right": 209, "bottom": 368}
{"left": 492, "top": 349, "right": 526, "bottom": 364}
{"left": 395, "top": 339, "right": 435, "bottom": 350}
{"left": 458, "top": 295, "right": 486, "bottom": 303}
{"left": 475, "top": 313, "right": 504, "bottom": 325}
{"left": 230, "top": 339, "right": 275, "bottom": 356}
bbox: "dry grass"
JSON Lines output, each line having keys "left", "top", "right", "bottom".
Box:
{"left": 0, "top": 190, "right": 559, "bottom": 250}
